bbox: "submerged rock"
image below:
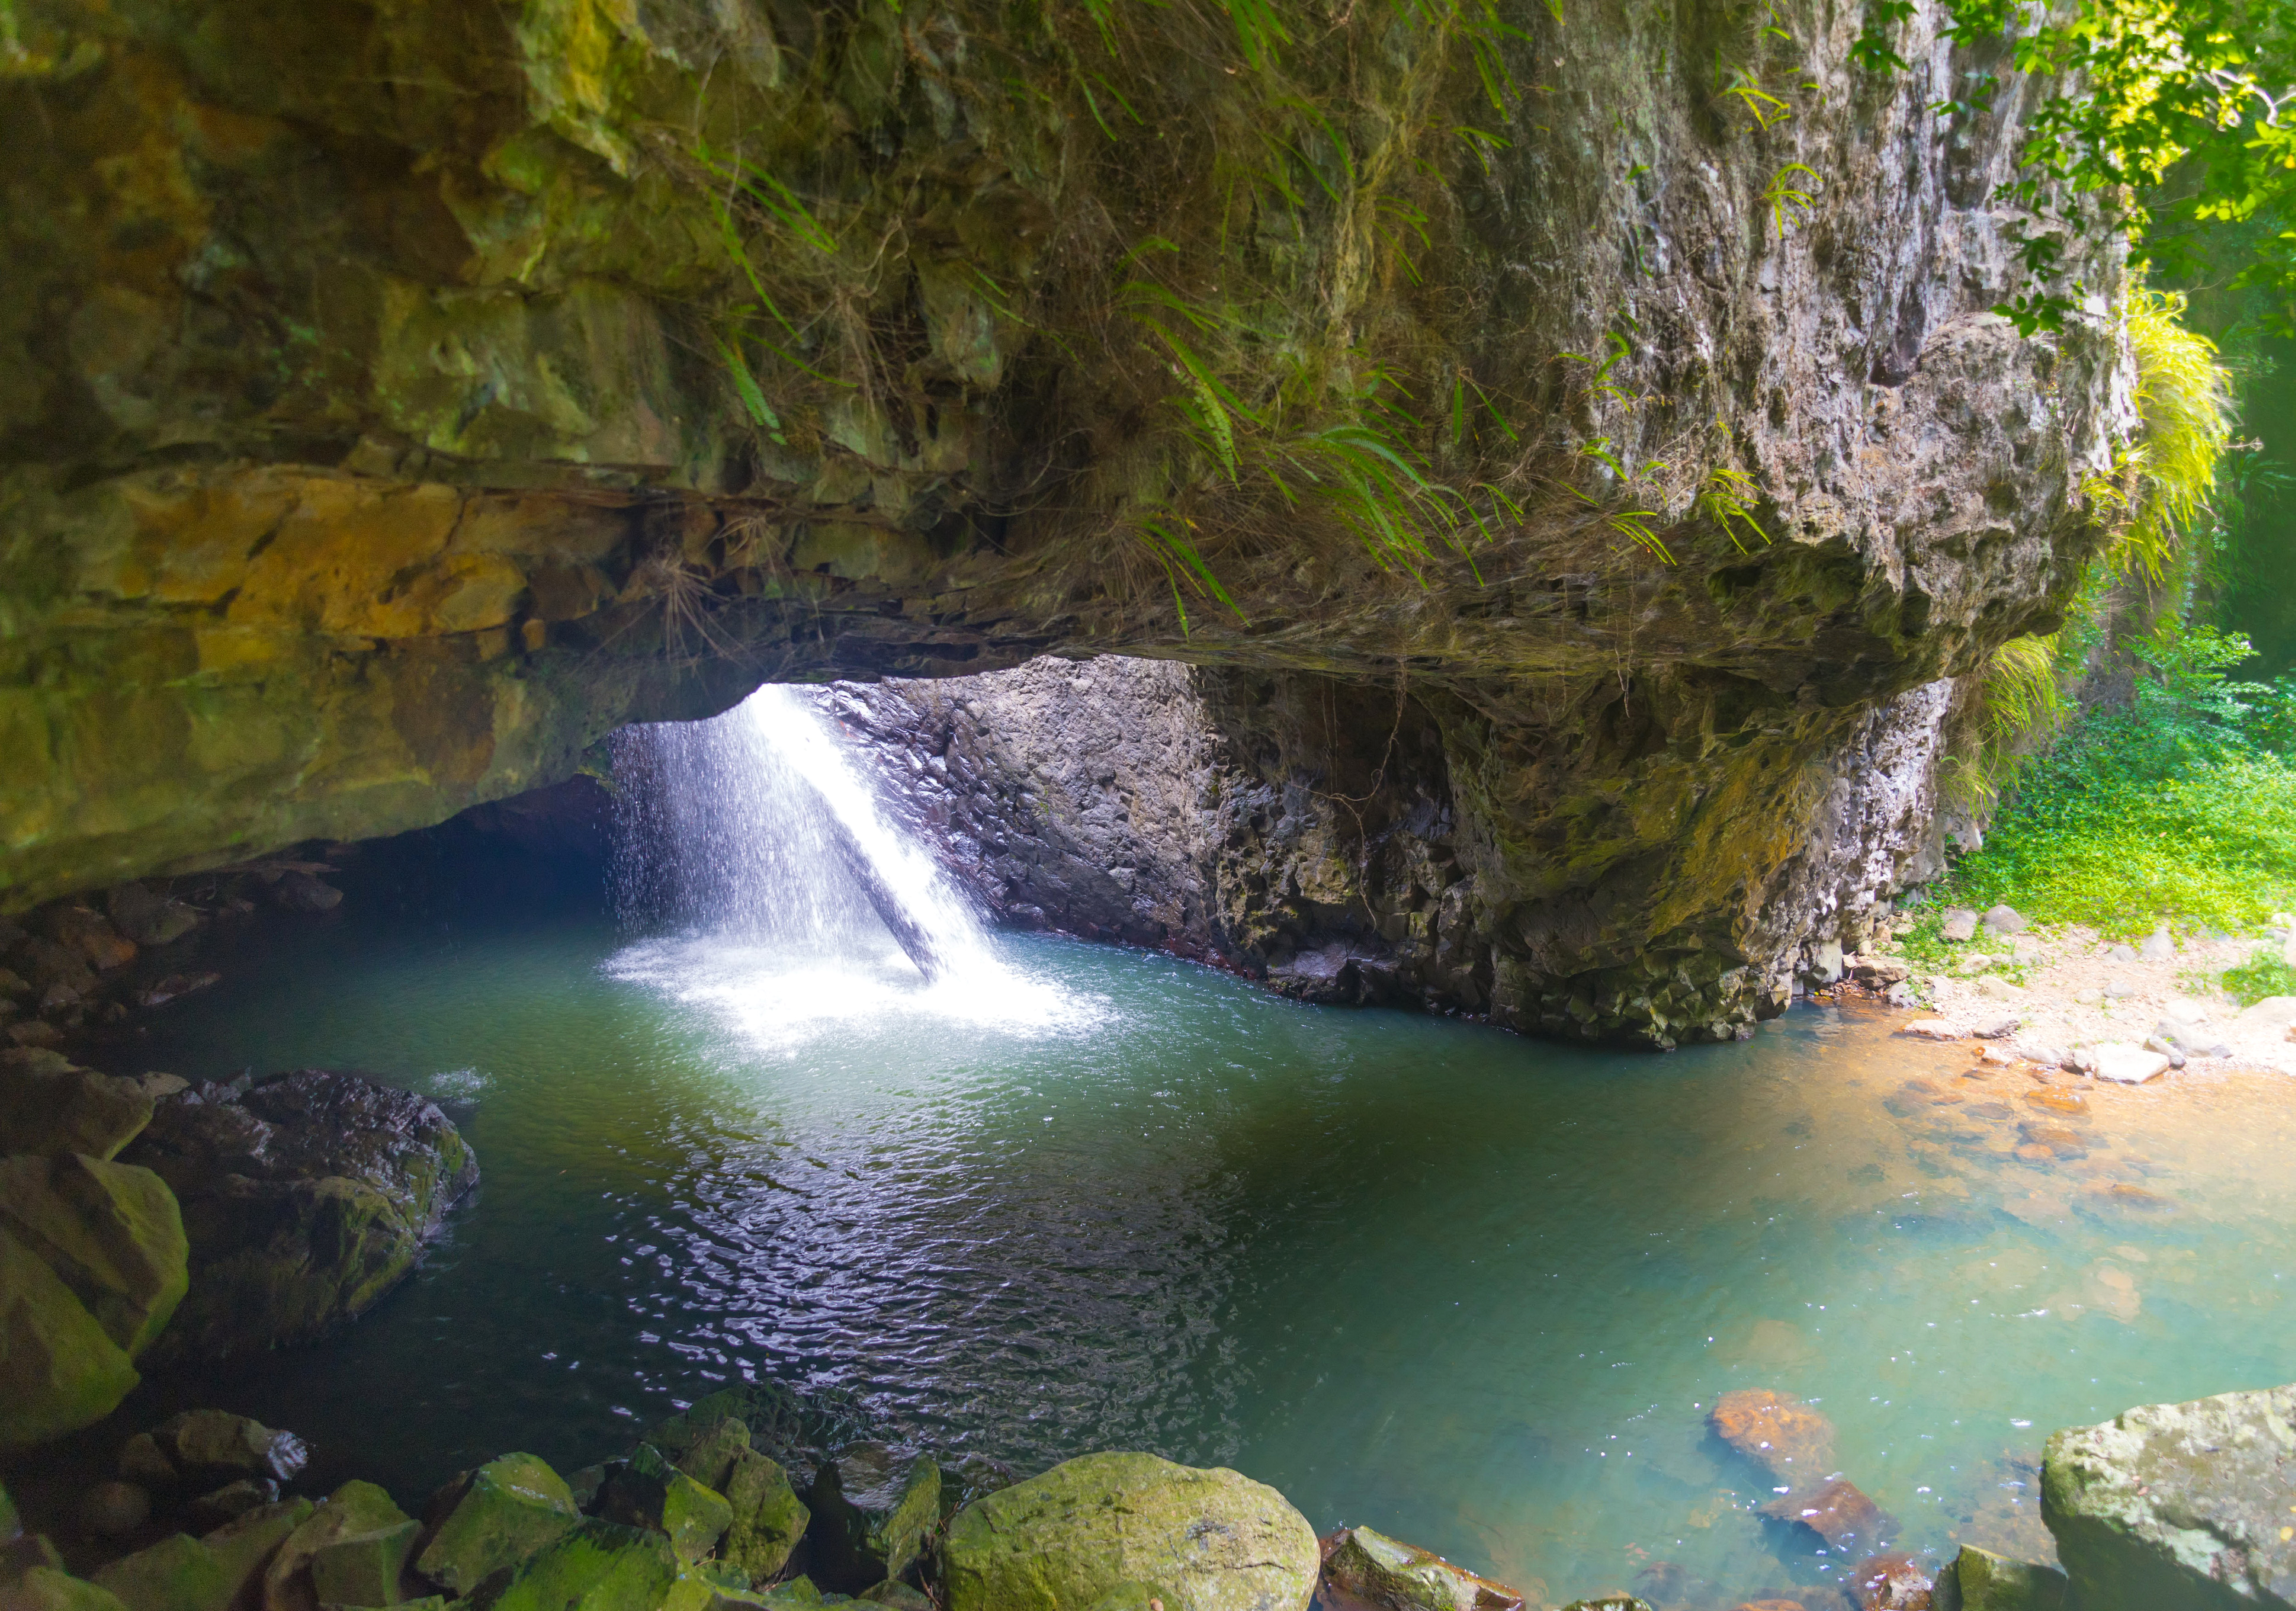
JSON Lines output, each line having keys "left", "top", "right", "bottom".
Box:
{"left": 805, "top": 1446, "right": 937, "bottom": 1592}
{"left": 123, "top": 1072, "right": 477, "bottom": 1360}
{"left": 1846, "top": 1553, "right": 1932, "bottom": 1610}
{"left": 1707, "top": 1391, "right": 1836, "bottom": 1481}
{"left": 1757, "top": 1479, "right": 1891, "bottom": 1553}
{"left": 2042, "top": 1383, "right": 2296, "bottom": 1611}
{"left": 943, "top": 1452, "right": 1317, "bottom": 1611}
{"left": 1929, "top": 1545, "right": 2068, "bottom": 1611}
{"left": 1321, "top": 1527, "right": 1526, "bottom": 1611}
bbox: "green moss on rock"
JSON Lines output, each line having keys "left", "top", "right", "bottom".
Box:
{"left": 0, "top": 1225, "right": 139, "bottom": 1450}
{"left": 415, "top": 1457, "right": 581, "bottom": 1598}
{"left": 466, "top": 1521, "right": 678, "bottom": 1611}
{"left": 0, "top": 1152, "right": 187, "bottom": 1357}
{"left": 941, "top": 1453, "right": 1317, "bottom": 1611}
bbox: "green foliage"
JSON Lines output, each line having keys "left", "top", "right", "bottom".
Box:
{"left": 2112, "top": 288, "right": 2235, "bottom": 583}
{"left": 1933, "top": 0, "right": 2296, "bottom": 333}
{"left": 2222, "top": 945, "right": 2296, "bottom": 1005}
{"left": 1941, "top": 624, "right": 2296, "bottom": 937}
{"left": 1692, "top": 465, "right": 1771, "bottom": 552}
{"left": 1760, "top": 164, "right": 1820, "bottom": 232}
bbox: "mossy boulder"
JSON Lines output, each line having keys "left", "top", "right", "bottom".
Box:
{"left": 2043, "top": 1383, "right": 2296, "bottom": 1611}
{"left": 156, "top": 1413, "right": 309, "bottom": 1486}
{"left": 307, "top": 1521, "right": 419, "bottom": 1608}
{"left": 594, "top": 1448, "right": 732, "bottom": 1566}
{"left": 5, "top": 1571, "right": 133, "bottom": 1611}
{"left": 122, "top": 1073, "right": 477, "bottom": 1361}
{"left": 806, "top": 1446, "right": 938, "bottom": 1592}
{"left": 266, "top": 1486, "right": 410, "bottom": 1611}
{"left": 717, "top": 1453, "right": 807, "bottom": 1587}
{"left": 0, "top": 1152, "right": 188, "bottom": 1357}
{"left": 1930, "top": 1545, "right": 2070, "bottom": 1611}
{"left": 414, "top": 1457, "right": 580, "bottom": 1598}
{"left": 0, "top": 1224, "right": 138, "bottom": 1450}
{"left": 1322, "top": 1528, "right": 1525, "bottom": 1611}
{"left": 941, "top": 1453, "right": 1317, "bottom": 1611}
{"left": 205, "top": 1501, "right": 317, "bottom": 1610}
{"left": 0, "top": 1056, "right": 154, "bottom": 1162}
{"left": 91, "top": 1537, "right": 231, "bottom": 1611}
{"left": 466, "top": 1521, "right": 678, "bottom": 1611}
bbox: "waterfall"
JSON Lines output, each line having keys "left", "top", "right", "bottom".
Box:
{"left": 611, "top": 685, "right": 994, "bottom": 982}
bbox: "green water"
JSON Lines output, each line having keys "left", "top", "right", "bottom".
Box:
{"left": 113, "top": 896, "right": 2296, "bottom": 1609}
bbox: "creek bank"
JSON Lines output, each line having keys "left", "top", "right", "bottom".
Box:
{"left": 13, "top": 1375, "right": 2289, "bottom": 1611}
{"left": 0, "top": 1056, "right": 475, "bottom": 1448}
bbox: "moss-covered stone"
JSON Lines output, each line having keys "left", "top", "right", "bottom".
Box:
{"left": 1930, "top": 1545, "right": 2070, "bottom": 1611}
{"left": 158, "top": 1413, "right": 308, "bottom": 1485}
{"left": 718, "top": 1452, "right": 807, "bottom": 1587}
{"left": 1322, "top": 1528, "right": 1525, "bottom": 1611}
{"left": 466, "top": 1521, "right": 679, "bottom": 1611}
{"left": 5, "top": 1570, "right": 133, "bottom": 1611}
{"left": 595, "top": 1448, "right": 731, "bottom": 1567}
{"left": 414, "top": 1457, "right": 580, "bottom": 1598}
{"left": 265, "top": 1486, "right": 409, "bottom": 1611}
{"left": 0, "top": 1224, "right": 139, "bottom": 1449}
{"left": 91, "top": 1537, "right": 231, "bottom": 1611}
{"left": 306, "top": 1522, "right": 418, "bottom": 1608}
{"left": 0, "top": 1152, "right": 187, "bottom": 1356}
{"left": 2043, "top": 1384, "right": 2296, "bottom": 1611}
{"left": 204, "top": 1501, "right": 316, "bottom": 1611}
{"left": 2, "top": 1540, "right": 68, "bottom": 1589}
{"left": 942, "top": 1453, "right": 1317, "bottom": 1611}
{"left": 0, "top": 1061, "right": 154, "bottom": 1162}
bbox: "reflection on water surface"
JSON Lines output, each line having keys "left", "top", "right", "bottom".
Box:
{"left": 110, "top": 899, "right": 2296, "bottom": 1609}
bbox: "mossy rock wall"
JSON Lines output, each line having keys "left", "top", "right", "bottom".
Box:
{"left": 0, "top": 0, "right": 2125, "bottom": 1039}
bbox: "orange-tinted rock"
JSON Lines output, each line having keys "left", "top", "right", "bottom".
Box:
{"left": 1757, "top": 1478, "right": 1891, "bottom": 1551}
{"left": 2024, "top": 1089, "right": 2091, "bottom": 1117}
{"left": 1848, "top": 1552, "right": 1932, "bottom": 1610}
{"left": 1711, "top": 1391, "right": 1836, "bottom": 1479}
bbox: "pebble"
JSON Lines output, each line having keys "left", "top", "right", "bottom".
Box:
{"left": 2138, "top": 925, "right": 2177, "bottom": 961}
{"left": 2103, "top": 979, "right": 2134, "bottom": 999}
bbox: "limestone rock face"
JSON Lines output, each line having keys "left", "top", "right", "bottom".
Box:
{"left": 122, "top": 1072, "right": 478, "bottom": 1361}
{"left": 2042, "top": 1383, "right": 2296, "bottom": 1611}
{"left": 0, "top": 0, "right": 2124, "bottom": 1042}
{"left": 942, "top": 1452, "right": 1318, "bottom": 1611}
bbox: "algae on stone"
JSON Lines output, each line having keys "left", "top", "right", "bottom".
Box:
{"left": 91, "top": 1536, "right": 230, "bottom": 1611}
{"left": 466, "top": 1521, "right": 679, "bottom": 1611}
{"left": 0, "top": 1152, "right": 187, "bottom": 1356}
{"left": 2043, "top": 1383, "right": 2296, "bottom": 1611}
{"left": 594, "top": 1448, "right": 732, "bottom": 1567}
{"left": 414, "top": 1457, "right": 580, "bottom": 1598}
{"left": 0, "top": 1224, "right": 139, "bottom": 1449}
{"left": 806, "top": 1447, "right": 938, "bottom": 1592}
{"left": 941, "top": 1452, "right": 1317, "bottom": 1611}
{"left": 307, "top": 1521, "right": 419, "bottom": 1608}
{"left": 265, "top": 1485, "right": 411, "bottom": 1611}
{"left": 1930, "top": 1544, "right": 2070, "bottom": 1611}
{"left": 717, "top": 1452, "right": 807, "bottom": 1587}
{"left": 4, "top": 1571, "right": 133, "bottom": 1611}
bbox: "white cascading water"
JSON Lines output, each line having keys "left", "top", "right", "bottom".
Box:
{"left": 607, "top": 685, "right": 1082, "bottom": 1049}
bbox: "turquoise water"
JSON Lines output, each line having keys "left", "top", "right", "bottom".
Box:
{"left": 112, "top": 896, "right": 2296, "bottom": 1610}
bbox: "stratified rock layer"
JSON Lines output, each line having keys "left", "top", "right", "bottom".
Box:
{"left": 2042, "top": 1383, "right": 2296, "bottom": 1611}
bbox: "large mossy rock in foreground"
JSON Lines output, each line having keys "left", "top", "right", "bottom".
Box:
{"left": 121, "top": 1072, "right": 477, "bottom": 1361}
{"left": 942, "top": 1453, "right": 1317, "bottom": 1611}
{"left": 2043, "top": 1383, "right": 2296, "bottom": 1611}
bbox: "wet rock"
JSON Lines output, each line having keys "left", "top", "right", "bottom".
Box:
{"left": 153, "top": 1414, "right": 307, "bottom": 1486}
{"left": 943, "top": 1452, "right": 1318, "bottom": 1611}
{"left": 79, "top": 1484, "right": 151, "bottom": 1538}
{"left": 2021, "top": 1090, "right": 2090, "bottom": 1118}
{"left": 1929, "top": 1545, "right": 2068, "bottom": 1611}
{"left": 0, "top": 1152, "right": 188, "bottom": 1357}
{"left": 91, "top": 1535, "right": 230, "bottom": 1611}
{"left": 414, "top": 1457, "right": 579, "bottom": 1598}
{"left": 805, "top": 1446, "right": 937, "bottom": 1591}
{"left": 1707, "top": 1391, "right": 1836, "bottom": 1481}
{"left": 107, "top": 888, "right": 202, "bottom": 951}
{"left": 123, "top": 1072, "right": 477, "bottom": 1360}
{"left": 266, "top": 1488, "right": 405, "bottom": 1611}
{"left": 594, "top": 1447, "right": 731, "bottom": 1566}
{"left": 134, "top": 978, "right": 221, "bottom": 1012}
{"left": 308, "top": 1520, "right": 418, "bottom": 1607}
{"left": 1981, "top": 907, "right": 2027, "bottom": 937}
{"left": 461, "top": 1520, "right": 676, "bottom": 1611}
{"left": 0, "top": 1224, "right": 140, "bottom": 1449}
{"left": 120, "top": 1436, "right": 177, "bottom": 1488}
{"left": 2087, "top": 1046, "right": 2171, "bottom": 1085}
{"left": 2017, "top": 1124, "right": 2089, "bottom": 1161}
{"left": 0, "top": 1055, "right": 156, "bottom": 1161}
{"left": 1941, "top": 910, "right": 1980, "bottom": 943}
{"left": 658, "top": 1415, "right": 808, "bottom": 1578}
{"left": 1848, "top": 1554, "right": 1932, "bottom": 1610}
{"left": 188, "top": 1482, "right": 281, "bottom": 1532}
{"left": 1558, "top": 1600, "right": 1652, "bottom": 1611}
{"left": 40, "top": 909, "right": 138, "bottom": 973}
{"left": 266, "top": 876, "right": 343, "bottom": 917}
{"left": 1972, "top": 1018, "right": 2020, "bottom": 1040}
{"left": 7, "top": 1569, "right": 132, "bottom": 1611}
{"left": 1757, "top": 1478, "right": 1891, "bottom": 1552}
{"left": 2081, "top": 1183, "right": 2175, "bottom": 1212}
{"left": 2042, "top": 1382, "right": 2296, "bottom": 1611}
{"left": 12, "top": 941, "right": 96, "bottom": 1000}
{"left": 1901, "top": 1021, "right": 1962, "bottom": 1042}
{"left": 1322, "top": 1526, "right": 1526, "bottom": 1611}
{"left": 2136, "top": 927, "right": 2175, "bottom": 962}
{"left": 855, "top": 1585, "right": 930, "bottom": 1611}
